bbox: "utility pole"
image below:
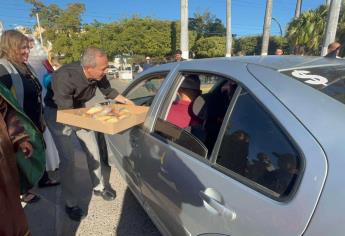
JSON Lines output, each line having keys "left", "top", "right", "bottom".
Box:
{"left": 321, "top": 0, "right": 341, "bottom": 56}
{"left": 225, "top": 0, "right": 232, "bottom": 57}
{"left": 33, "top": 7, "right": 43, "bottom": 46}
{"left": 0, "top": 21, "right": 4, "bottom": 36}
{"left": 180, "top": 0, "right": 189, "bottom": 60}
{"left": 295, "top": 0, "right": 302, "bottom": 18}
{"left": 261, "top": 0, "right": 273, "bottom": 55}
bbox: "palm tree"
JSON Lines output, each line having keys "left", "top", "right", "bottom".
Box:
{"left": 295, "top": 0, "right": 302, "bottom": 18}
{"left": 287, "top": 5, "right": 328, "bottom": 55}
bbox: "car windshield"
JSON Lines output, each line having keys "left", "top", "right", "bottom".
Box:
{"left": 281, "top": 65, "right": 345, "bottom": 105}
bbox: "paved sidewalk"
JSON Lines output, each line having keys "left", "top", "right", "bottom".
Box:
{"left": 24, "top": 139, "right": 160, "bottom": 236}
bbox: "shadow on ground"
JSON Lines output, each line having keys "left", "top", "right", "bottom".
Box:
{"left": 116, "top": 188, "right": 161, "bottom": 236}
{"left": 24, "top": 142, "right": 93, "bottom": 236}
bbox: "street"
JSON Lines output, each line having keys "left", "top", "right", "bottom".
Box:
{"left": 24, "top": 78, "right": 161, "bottom": 236}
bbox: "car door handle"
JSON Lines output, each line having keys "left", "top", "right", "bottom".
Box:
{"left": 199, "top": 190, "right": 237, "bottom": 220}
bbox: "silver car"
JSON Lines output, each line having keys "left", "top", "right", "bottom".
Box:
{"left": 106, "top": 56, "right": 345, "bottom": 236}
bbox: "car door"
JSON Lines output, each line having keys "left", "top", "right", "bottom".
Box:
{"left": 132, "top": 61, "right": 327, "bottom": 236}
{"left": 105, "top": 71, "right": 169, "bottom": 203}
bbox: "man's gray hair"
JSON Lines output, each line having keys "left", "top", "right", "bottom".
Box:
{"left": 81, "top": 47, "right": 107, "bottom": 67}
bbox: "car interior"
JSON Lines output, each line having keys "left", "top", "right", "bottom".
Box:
{"left": 160, "top": 73, "right": 238, "bottom": 158}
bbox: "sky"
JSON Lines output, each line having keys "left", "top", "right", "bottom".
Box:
{"left": 0, "top": 0, "right": 326, "bottom": 37}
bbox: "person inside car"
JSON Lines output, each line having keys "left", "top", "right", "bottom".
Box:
{"left": 167, "top": 75, "right": 202, "bottom": 129}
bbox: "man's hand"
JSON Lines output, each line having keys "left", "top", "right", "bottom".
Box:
{"left": 19, "top": 141, "right": 33, "bottom": 158}
{"left": 114, "top": 95, "right": 135, "bottom": 105}
{"left": 123, "top": 98, "right": 134, "bottom": 105}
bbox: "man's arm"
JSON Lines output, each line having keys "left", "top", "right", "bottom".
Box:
{"left": 97, "top": 76, "right": 119, "bottom": 99}
{"left": 51, "top": 70, "right": 75, "bottom": 109}
{"left": 97, "top": 76, "right": 134, "bottom": 105}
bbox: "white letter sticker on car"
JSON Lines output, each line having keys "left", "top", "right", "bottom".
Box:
{"left": 291, "top": 70, "right": 328, "bottom": 85}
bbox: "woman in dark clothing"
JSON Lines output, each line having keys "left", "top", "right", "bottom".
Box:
{"left": 0, "top": 30, "right": 58, "bottom": 203}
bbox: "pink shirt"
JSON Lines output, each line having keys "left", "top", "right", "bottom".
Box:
{"left": 167, "top": 100, "right": 201, "bottom": 128}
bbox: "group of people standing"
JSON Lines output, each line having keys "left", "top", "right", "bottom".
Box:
{"left": 0, "top": 29, "right": 132, "bottom": 235}
{"left": 275, "top": 41, "right": 342, "bottom": 57}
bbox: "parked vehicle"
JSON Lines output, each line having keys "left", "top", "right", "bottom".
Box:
{"left": 107, "top": 64, "right": 118, "bottom": 75}
{"left": 106, "top": 56, "right": 345, "bottom": 236}
{"left": 118, "top": 66, "right": 133, "bottom": 80}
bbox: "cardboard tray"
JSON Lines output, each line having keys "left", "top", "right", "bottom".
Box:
{"left": 56, "top": 104, "right": 149, "bottom": 134}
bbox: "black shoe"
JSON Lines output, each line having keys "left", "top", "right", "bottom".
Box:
{"left": 65, "top": 205, "right": 85, "bottom": 221}
{"left": 93, "top": 189, "right": 116, "bottom": 201}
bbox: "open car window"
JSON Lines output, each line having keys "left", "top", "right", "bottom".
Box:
{"left": 125, "top": 73, "right": 168, "bottom": 106}
{"left": 153, "top": 72, "right": 238, "bottom": 159}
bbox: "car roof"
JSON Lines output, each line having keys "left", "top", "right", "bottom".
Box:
{"left": 205, "top": 55, "right": 345, "bottom": 71}
{"left": 143, "top": 55, "right": 345, "bottom": 74}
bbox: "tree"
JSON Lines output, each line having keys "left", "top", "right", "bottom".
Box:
{"left": 234, "top": 36, "right": 288, "bottom": 55}
{"left": 286, "top": 5, "right": 328, "bottom": 55}
{"left": 193, "top": 36, "right": 226, "bottom": 58}
{"left": 189, "top": 11, "right": 226, "bottom": 39}
{"left": 235, "top": 36, "right": 259, "bottom": 55}
{"left": 25, "top": 0, "right": 86, "bottom": 63}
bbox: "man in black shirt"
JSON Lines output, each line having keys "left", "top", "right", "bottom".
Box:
{"left": 44, "top": 47, "right": 132, "bottom": 221}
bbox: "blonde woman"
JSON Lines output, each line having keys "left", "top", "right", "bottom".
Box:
{"left": 0, "top": 30, "right": 57, "bottom": 203}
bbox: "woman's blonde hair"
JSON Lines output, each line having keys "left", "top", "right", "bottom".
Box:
{"left": 0, "top": 30, "right": 28, "bottom": 65}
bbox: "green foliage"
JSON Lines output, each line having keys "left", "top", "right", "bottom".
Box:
{"left": 193, "top": 36, "right": 226, "bottom": 58}
{"left": 24, "top": 1, "right": 227, "bottom": 62}
{"left": 286, "top": 5, "right": 328, "bottom": 55}
{"left": 235, "top": 36, "right": 259, "bottom": 55}
{"left": 189, "top": 11, "right": 226, "bottom": 39}
{"left": 234, "top": 36, "right": 288, "bottom": 55}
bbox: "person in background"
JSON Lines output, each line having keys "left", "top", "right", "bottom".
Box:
{"left": 325, "top": 42, "right": 342, "bottom": 58}
{"left": 0, "top": 30, "right": 53, "bottom": 204}
{"left": 143, "top": 56, "right": 153, "bottom": 70}
{"left": 44, "top": 47, "right": 133, "bottom": 221}
{"left": 50, "top": 56, "right": 62, "bottom": 70}
{"left": 174, "top": 49, "right": 185, "bottom": 62}
{"left": 293, "top": 45, "right": 305, "bottom": 56}
{"left": 28, "top": 36, "right": 61, "bottom": 180}
{"left": 236, "top": 51, "right": 246, "bottom": 56}
{"left": 167, "top": 75, "right": 202, "bottom": 128}
{"left": 275, "top": 48, "right": 284, "bottom": 55}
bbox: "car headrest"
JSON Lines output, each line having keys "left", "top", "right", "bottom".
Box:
{"left": 192, "top": 95, "right": 208, "bottom": 120}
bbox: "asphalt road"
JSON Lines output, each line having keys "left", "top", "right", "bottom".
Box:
{"left": 25, "top": 77, "right": 161, "bottom": 236}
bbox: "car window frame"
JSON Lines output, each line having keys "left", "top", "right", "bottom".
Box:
{"left": 209, "top": 84, "right": 305, "bottom": 202}
{"left": 150, "top": 71, "right": 237, "bottom": 164}
{"left": 122, "top": 71, "right": 169, "bottom": 106}
{"left": 122, "top": 71, "right": 169, "bottom": 96}
{"left": 144, "top": 68, "right": 305, "bottom": 201}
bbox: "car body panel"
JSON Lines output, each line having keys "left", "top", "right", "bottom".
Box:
{"left": 247, "top": 64, "right": 345, "bottom": 235}
{"left": 106, "top": 56, "right": 345, "bottom": 236}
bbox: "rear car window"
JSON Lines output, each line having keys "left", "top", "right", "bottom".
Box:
{"left": 216, "top": 90, "right": 301, "bottom": 200}
{"left": 281, "top": 65, "right": 345, "bottom": 105}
